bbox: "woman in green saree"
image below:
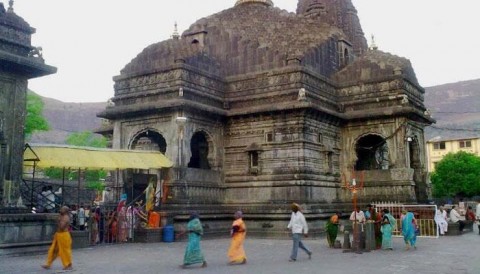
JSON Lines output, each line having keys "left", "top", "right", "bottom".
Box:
{"left": 380, "top": 209, "right": 396, "bottom": 250}
{"left": 325, "top": 212, "right": 340, "bottom": 248}
{"left": 181, "top": 212, "right": 207, "bottom": 268}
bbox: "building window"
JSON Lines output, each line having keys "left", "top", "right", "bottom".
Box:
{"left": 433, "top": 142, "right": 446, "bottom": 150}
{"left": 459, "top": 140, "right": 472, "bottom": 148}
{"left": 433, "top": 162, "right": 439, "bottom": 169}
{"left": 265, "top": 132, "right": 274, "bottom": 143}
{"left": 318, "top": 133, "right": 323, "bottom": 144}
{"left": 249, "top": 151, "right": 259, "bottom": 175}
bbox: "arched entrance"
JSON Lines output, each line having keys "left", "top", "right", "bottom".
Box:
{"left": 131, "top": 129, "right": 167, "bottom": 154}
{"left": 128, "top": 129, "right": 168, "bottom": 206}
{"left": 355, "top": 134, "right": 389, "bottom": 170}
{"left": 188, "top": 131, "right": 211, "bottom": 169}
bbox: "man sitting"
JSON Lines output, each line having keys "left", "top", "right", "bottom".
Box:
{"left": 449, "top": 205, "right": 465, "bottom": 232}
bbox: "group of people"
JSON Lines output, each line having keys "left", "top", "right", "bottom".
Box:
{"left": 435, "top": 203, "right": 480, "bottom": 235}
{"left": 180, "top": 202, "right": 311, "bottom": 269}
{"left": 41, "top": 201, "right": 480, "bottom": 270}
{"left": 88, "top": 202, "right": 143, "bottom": 245}
{"left": 345, "top": 205, "right": 418, "bottom": 251}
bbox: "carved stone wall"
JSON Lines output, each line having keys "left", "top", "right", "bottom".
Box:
{"left": 224, "top": 109, "right": 341, "bottom": 204}
{"left": 0, "top": 75, "right": 27, "bottom": 206}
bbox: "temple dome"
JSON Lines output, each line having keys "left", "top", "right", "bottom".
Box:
{"left": 235, "top": 0, "right": 273, "bottom": 7}
{"left": 333, "top": 49, "right": 419, "bottom": 86}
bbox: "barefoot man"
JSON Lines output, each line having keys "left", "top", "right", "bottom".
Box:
{"left": 42, "top": 206, "right": 73, "bottom": 270}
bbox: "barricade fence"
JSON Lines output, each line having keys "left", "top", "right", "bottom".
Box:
{"left": 373, "top": 202, "right": 438, "bottom": 238}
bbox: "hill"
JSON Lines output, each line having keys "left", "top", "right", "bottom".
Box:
{"left": 28, "top": 94, "right": 106, "bottom": 144}
{"left": 424, "top": 79, "right": 480, "bottom": 141}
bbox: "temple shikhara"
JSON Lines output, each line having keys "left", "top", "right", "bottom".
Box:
{"left": 98, "top": 0, "right": 434, "bottom": 234}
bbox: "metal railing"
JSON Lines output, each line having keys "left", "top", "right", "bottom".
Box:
{"left": 373, "top": 202, "right": 438, "bottom": 238}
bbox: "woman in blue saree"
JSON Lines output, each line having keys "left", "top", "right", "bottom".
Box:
{"left": 182, "top": 212, "right": 207, "bottom": 268}
{"left": 401, "top": 210, "right": 417, "bottom": 250}
{"left": 380, "top": 209, "right": 396, "bottom": 250}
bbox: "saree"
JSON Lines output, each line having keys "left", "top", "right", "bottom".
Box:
{"left": 380, "top": 213, "right": 396, "bottom": 250}
{"left": 45, "top": 231, "right": 72, "bottom": 268}
{"left": 183, "top": 218, "right": 205, "bottom": 265}
{"left": 325, "top": 214, "right": 339, "bottom": 248}
{"left": 228, "top": 218, "right": 247, "bottom": 263}
{"left": 401, "top": 212, "right": 416, "bottom": 248}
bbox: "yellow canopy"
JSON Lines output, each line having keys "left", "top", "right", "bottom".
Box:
{"left": 24, "top": 144, "right": 173, "bottom": 170}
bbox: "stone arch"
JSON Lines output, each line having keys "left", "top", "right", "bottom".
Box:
{"left": 187, "top": 130, "right": 213, "bottom": 169}
{"left": 129, "top": 129, "right": 167, "bottom": 154}
{"left": 354, "top": 133, "right": 389, "bottom": 170}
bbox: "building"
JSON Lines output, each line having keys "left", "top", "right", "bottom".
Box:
{"left": 426, "top": 136, "right": 480, "bottom": 172}
{"left": 0, "top": 1, "right": 56, "bottom": 210}
{"left": 98, "top": 0, "right": 434, "bottom": 233}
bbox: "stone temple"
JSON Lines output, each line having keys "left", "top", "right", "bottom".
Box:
{"left": 98, "top": 0, "right": 434, "bottom": 234}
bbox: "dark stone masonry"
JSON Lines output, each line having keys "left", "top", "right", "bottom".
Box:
{"left": 98, "top": 0, "right": 434, "bottom": 236}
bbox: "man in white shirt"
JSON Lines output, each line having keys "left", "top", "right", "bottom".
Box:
{"left": 287, "top": 203, "right": 312, "bottom": 262}
{"left": 349, "top": 208, "right": 366, "bottom": 252}
{"left": 349, "top": 208, "right": 366, "bottom": 223}
{"left": 449, "top": 205, "right": 465, "bottom": 232}
{"left": 78, "top": 205, "right": 85, "bottom": 231}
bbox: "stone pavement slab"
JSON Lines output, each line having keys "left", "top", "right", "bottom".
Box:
{"left": 1, "top": 228, "right": 479, "bottom": 274}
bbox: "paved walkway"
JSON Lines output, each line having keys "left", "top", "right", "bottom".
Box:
{"left": 1, "top": 227, "right": 479, "bottom": 274}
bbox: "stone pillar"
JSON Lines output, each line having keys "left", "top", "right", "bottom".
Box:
{"left": 342, "top": 230, "right": 351, "bottom": 249}
{"left": 364, "top": 222, "right": 376, "bottom": 251}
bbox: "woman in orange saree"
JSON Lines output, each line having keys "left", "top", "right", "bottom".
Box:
{"left": 227, "top": 211, "right": 247, "bottom": 265}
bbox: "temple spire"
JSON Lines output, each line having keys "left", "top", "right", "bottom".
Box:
{"left": 7, "top": 0, "right": 14, "bottom": 13}
{"left": 171, "top": 22, "right": 180, "bottom": 40}
{"left": 369, "top": 34, "right": 378, "bottom": 50}
{"left": 235, "top": 0, "right": 273, "bottom": 7}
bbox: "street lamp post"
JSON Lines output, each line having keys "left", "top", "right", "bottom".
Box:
{"left": 343, "top": 169, "right": 365, "bottom": 253}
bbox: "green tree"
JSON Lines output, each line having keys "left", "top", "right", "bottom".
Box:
{"left": 430, "top": 151, "right": 480, "bottom": 198}
{"left": 45, "top": 131, "right": 108, "bottom": 187}
{"left": 66, "top": 131, "right": 107, "bottom": 148}
{"left": 25, "top": 91, "right": 49, "bottom": 136}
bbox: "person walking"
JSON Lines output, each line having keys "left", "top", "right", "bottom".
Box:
{"left": 41, "top": 206, "right": 73, "bottom": 270}
{"left": 380, "top": 209, "right": 396, "bottom": 250}
{"left": 181, "top": 212, "right": 207, "bottom": 269}
{"left": 227, "top": 211, "right": 247, "bottom": 265}
{"left": 401, "top": 210, "right": 417, "bottom": 250}
{"left": 287, "top": 203, "right": 312, "bottom": 262}
{"left": 325, "top": 212, "right": 340, "bottom": 248}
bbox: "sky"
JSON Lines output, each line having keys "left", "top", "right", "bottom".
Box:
{"left": 12, "top": 0, "right": 480, "bottom": 103}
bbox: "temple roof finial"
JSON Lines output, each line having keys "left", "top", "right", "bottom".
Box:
{"left": 171, "top": 22, "right": 180, "bottom": 40}
{"left": 7, "top": 0, "right": 14, "bottom": 13}
{"left": 369, "top": 34, "right": 378, "bottom": 51}
{"left": 235, "top": 0, "right": 273, "bottom": 7}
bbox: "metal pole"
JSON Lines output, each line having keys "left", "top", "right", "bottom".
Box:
{"left": 77, "top": 168, "right": 81, "bottom": 209}
{"left": 62, "top": 167, "right": 65, "bottom": 205}
{"left": 30, "top": 161, "right": 36, "bottom": 208}
{"left": 30, "top": 161, "right": 37, "bottom": 207}
{"left": 116, "top": 168, "right": 120, "bottom": 202}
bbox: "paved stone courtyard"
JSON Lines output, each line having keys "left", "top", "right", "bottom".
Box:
{"left": 1, "top": 227, "right": 479, "bottom": 274}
